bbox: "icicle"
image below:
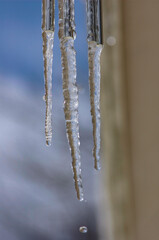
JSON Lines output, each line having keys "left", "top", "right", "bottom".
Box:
{"left": 86, "top": 0, "right": 103, "bottom": 170}
{"left": 88, "top": 42, "right": 102, "bottom": 170}
{"left": 42, "top": 0, "right": 55, "bottom": 146}
{"left": 58, "top": 0, "right": 84, "bottom": 201}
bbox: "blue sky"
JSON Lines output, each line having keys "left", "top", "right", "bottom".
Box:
{"left": 0, "top": 0, "right": 88, "bottom": 88}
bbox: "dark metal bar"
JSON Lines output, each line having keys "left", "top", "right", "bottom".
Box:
{"left": 64, "top": 0, "right": 76, "bottom": 38}
{"left": 86, "top": 0, "right": 95, "bottom": 42}
{"left": 94, "top": 0, "right": 103, "bottom": 45}
{"left": 42, "top": 0, "right": 55, "bottom": 32}
{"left": 86, "top": 0, "right": 103, "bottom": 45}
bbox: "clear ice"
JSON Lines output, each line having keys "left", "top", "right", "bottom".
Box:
{"left": 58, "top": 0, "right": 84, "bottom": 201}
{"left": 86, "top": 0, "right": 103, "bottom": 170}
{"left": 42, "top": 31, "right": 54, "bottom": 146}
{"left": 42, "top": 0, "right": 55, "bottom": 146}
{"left": 88, "top": 41, "right": 103, "bottom": 170}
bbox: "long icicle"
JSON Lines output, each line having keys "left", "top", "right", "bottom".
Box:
{"left": 86, "top": 0, "right": 103, "bottom": 170}
{"left": 58, "top": 0, "right": 84, "bottom": 201}
{"left": 42, "top": 0, "right": 55, "bottom": 146}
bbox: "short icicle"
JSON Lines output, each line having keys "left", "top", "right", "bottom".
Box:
{"left": 42, "top": 0, "right": 55, "bottom": 146}
{"left": 86, "top": 0, "right": 103, "bottom": 170}
{"left": 58, "top": 0, "right": 84, "bottom": 201}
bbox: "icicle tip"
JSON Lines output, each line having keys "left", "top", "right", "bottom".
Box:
{"left": 46, "top": 140, "right": 52, "bottom": 147}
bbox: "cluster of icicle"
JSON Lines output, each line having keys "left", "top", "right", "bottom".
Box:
{"left": 42, "top": 0, "right": 103, "bottom": 201}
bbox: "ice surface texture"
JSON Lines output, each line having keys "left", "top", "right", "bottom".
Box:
{"left": 58, "top": 0, "right": 83, "bottom": 201}
{"left": 42, "top": 0, "right": 55, "bottom": 146}
{"left": 86, "top": 0, "right": 103, "bottom": 169}
{"left": 88, "top": 42, "right": 102, "bottom": 170}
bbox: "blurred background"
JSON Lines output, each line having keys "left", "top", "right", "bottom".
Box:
{"left": 0, "top": 0, "right": 159, "bottom": 240}
{"left": 0, "top": 0, "right": 99, "bottom": 239}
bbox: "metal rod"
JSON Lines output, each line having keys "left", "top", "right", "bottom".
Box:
{"left": 64, "top": 0, "right": 76, "bottom": 38}
{"left": 86, "top": 0, "right": 103, "bottom": 45}
{"left": 42, "top": 0, "right": 55, "bottom": 32}
{"left": 94, "top": 0, "right": 103, "bottom": 44}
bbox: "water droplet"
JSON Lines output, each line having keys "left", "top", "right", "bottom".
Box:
{"left": 79, "top": 226, "right": 88, "bottom": 233}
{"left": 106, "top": 36, "right": 116, "bottom": 46}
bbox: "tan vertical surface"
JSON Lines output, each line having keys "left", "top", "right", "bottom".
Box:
{"left": 124, "top": 1, "right": 159, "bottom": 240}
{"left": 100, "top": 0, "right": 159, "bottom": 240}
{"left": 100, "top": 1, "right": 135, "bottom": 240}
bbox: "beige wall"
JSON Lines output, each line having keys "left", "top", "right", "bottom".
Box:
{"left": 101, "top": 1, "right": 159, "bottom": 240}
{"left": 124, "top": 1, "right": 159, "bottom": 240}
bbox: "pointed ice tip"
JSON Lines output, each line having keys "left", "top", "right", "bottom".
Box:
{"left": 43, "top": 95, "right": 46, "bottom": 102}
{"left": 79, "top": 196, "right": 84, "bottom": 202}
{"left": 77, "top": 189, "right": 84, "bottom": 202}
{"left": 95, "top": 165, "right": 101, "bottom": 171}
{"left": 93, "top": 150, "right": 101, "bottom": 170}
{"left": 46, "top": 140, "right": 52, "bottom": 147}
{"left": 94, "top": 159, "right": 101, "bottom": 171}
